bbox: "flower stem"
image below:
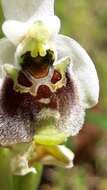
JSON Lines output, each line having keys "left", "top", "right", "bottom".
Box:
{"left": 0, "top": 147, "right": 43, "bottom": 190}
{"left": 13, "top": 164, "right": 43, "bottom": 190}
{"left": 0, "top": 148, "right": 14, "bottom": 190}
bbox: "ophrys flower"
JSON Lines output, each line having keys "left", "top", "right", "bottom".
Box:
{"left": 0, "top": 0, "right": 99, "bottom": 175}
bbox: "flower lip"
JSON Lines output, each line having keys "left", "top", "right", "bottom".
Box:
{"left": 18, "top": 71, "right": 32, "bottom": 87}
{"left": 20, "top": 50, "right": 55, "bottom": 79}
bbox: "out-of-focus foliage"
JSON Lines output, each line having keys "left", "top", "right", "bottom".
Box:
{"left": 0, "top": 0, "right": 107, "bottom": 189}
{"left": 0, "top": 1, "right": 4, "bottom": 38}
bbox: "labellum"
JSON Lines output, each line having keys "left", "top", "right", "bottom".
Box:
{"left": 0, "top": 46, "right": 70, "bottom": 146}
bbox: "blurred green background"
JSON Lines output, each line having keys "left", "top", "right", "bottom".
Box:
{"left": 0, "top": 0, "right": 107, "bottom": 189}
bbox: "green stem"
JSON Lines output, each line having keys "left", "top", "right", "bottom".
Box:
{"left": 0, "top": 148, "right": 14, "bottom": 190}
{"left": 0, "top": 148, "right": 43, "bottom": 190}
{"left": 13, "top": 164, "right": 43, "bottom": 190}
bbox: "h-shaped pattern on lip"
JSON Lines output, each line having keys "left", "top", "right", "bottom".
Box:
{"left": 13, "top": 56, "right": 70, "bottom": 96}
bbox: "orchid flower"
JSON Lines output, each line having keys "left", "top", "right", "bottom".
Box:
{"left": 0, "top": 0, "right": 99, "bottom": 175}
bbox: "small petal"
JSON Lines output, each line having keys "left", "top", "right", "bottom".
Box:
{"left": 0, "top": 38, "right": 15, "bottom": 78}
{"left": 2, "top": 21, "right": 29, "bottom": 45}
{"left": 3, "top": 64, "right": 19, "bottom": 81}
{"left": 1, "top": 0, "right": 54, "bottom": 21}
{"left": 56, "top": 34, "right": 99, "bottom": 108}
{"left": 2, "top": 16, "right": 60, "bottom": 45}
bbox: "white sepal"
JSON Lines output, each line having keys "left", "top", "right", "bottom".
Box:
{"left": 56, "top": 34, "right": 99, "bottom": 109}
{"left": 2, "top": 20, "right": 29, "bottom": 45}
{"left": 1, "top": 0, "right": 54, "bottom": 21}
